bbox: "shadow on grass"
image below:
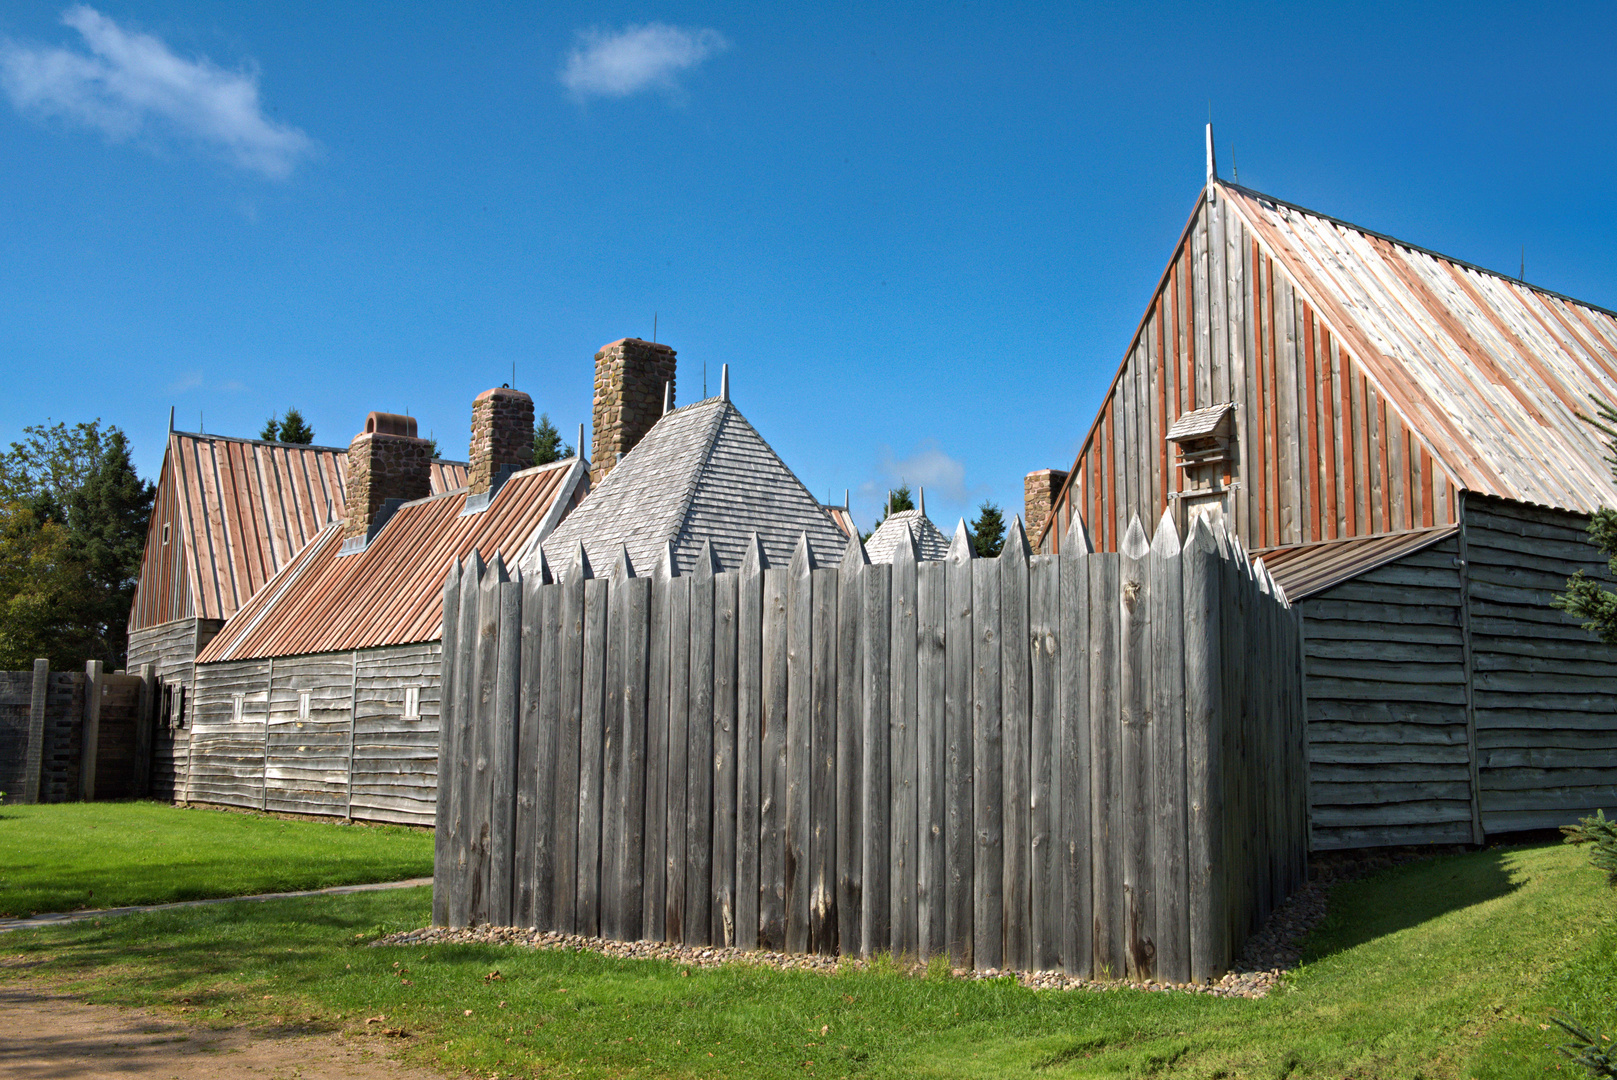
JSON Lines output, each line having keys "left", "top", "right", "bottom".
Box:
{"left": 1300, "top": 847, "right": 1520, "bottom": 963}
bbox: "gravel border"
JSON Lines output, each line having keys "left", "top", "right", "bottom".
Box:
{"left": 377, "top": 847, "right": 1455, "bottom": 999}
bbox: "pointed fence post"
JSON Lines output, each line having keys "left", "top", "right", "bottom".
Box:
{"left": 1027, "top": 520, "right": 1061, "bottom": 971}
{"left": 759, "top": 541, "right": 790, "bottom": 949}
{"left": 808, "top": 541, "right": 839, "bottom": 954}
{"left": 888, "top": 524, "right": 920, "bottom": 956}
{"left": 998, "top": 517, "right": 1032, "bottom": 971}
{"left": 1183, "top": 516, "right": 1226, "bottom": 983}
{"left": 599, "top": 547, "right": 633, "bottom": 939}
{"left": 835, "top": 534, "right": 868, "bottom": 956}
{"left": 736, "top": 535, "right": 766, "bottom": 947}
{"left": 618, "top": 550, "right": 652, "bottom": 942}
{"left": 576, "top": 555, "right": 610, "bottom": 938}
{"left": 1058, "top": 514, "right": 1093, "bottom": 977}
{"left": 685, "top": 540, "right": 718, "bottom": 944}
{"left": 784, "top": 534, "right": 814, "bottom": 953}
{"left": 665, "top": 545, "right": 693, "bottom": 943}
{"left": 1149, "top": 509, "right": 1188, "bottom": 982}
{"left": 916, "top": 537, "right": 948, "bottom": 958}
{"left": 489, "top": 563, "right": 522, "bottom": 927}
{"left": 943, "top": 521, "right": 975, "bottom": 965}
{"left": 642, "top": 543, "right": 676, "bottom": 941}
{"left": 971, "top": 532, "right": 1002, "bottom": 971}
{"left": 1118, "top": 515, "right": 1155, "bottom": 980}
{"left": 432, "top": 558, "right": 462, "bottom": 926}
{"left": 466, "top": 553, "right": 507, "bottom": 925}
{"left": 712, "top": 548, "right": 741, "bottom": 947}
{"left": 861, "top": 544, "right": 893, "bottom": 956}
{"left": 447, "top": 550, "right": 484, "bottom": 927}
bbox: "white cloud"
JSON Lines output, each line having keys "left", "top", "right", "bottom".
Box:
{"left": 0, "top": 6, "right": 314, "bottom": 178}
{"left": 560, "top": 23, "right": 727, "bottom": 101}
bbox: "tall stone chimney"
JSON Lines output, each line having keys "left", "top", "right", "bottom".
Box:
{"left": 469, "top": 387, "right": 535, "bottom": 496}
{"left": 1024, "top": 468, "right": 1068, "bottom": 544}
{"left": 592, "top": 338, "right": 676, "bottom": 486}
{"left": 344, "top": 413, "right": 432, "bottom": 541}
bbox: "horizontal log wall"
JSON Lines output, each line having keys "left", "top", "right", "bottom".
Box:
{"left": 435, "top": 514, "right": 1308, "bottom": 982}
{"left": 1465, "top": 496, "right": 1617, "bottom": 833}
{"left": 128, "top": 617, "right": 224, "bottom": 801}
{"left": 1041, "top": 191, "right": 1457, "bottom": 557}
{"left": 187, "top": 643, "right": 443, "bottom": 824}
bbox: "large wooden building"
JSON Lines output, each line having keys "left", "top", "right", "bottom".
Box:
{"left": 126, "top": 426, "right": 466, "bottom": 799}
{"left": 1032, "top": 128, "right": 1617, "bottom": 848}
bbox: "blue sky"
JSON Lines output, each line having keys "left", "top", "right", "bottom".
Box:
{"left": 3, "top": 2, "right": 1615, "bottom": 534}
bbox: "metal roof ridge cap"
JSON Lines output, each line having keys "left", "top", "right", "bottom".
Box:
{"left": 169, "top": 430, "right": 352, "bottom": 455}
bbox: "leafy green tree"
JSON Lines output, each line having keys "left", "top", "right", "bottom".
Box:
{"left": 64, "top": 430, "right": 155, "bottom": 665}
{"left": 970, "top": 500, "right": 1006, "bottom": 559}
{"left": 1556, "top": 397, "right": 1617, "bottom": 643}
{"left": 0, "top": 420, "right": 106, "bottom": 507}
{"left": 0, "top": 503, "right": 82, "bottom": 669}
{"left": 533, "top": 413, "right": 574, "bottom": 466}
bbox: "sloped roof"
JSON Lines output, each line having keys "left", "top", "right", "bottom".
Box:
{"left": 134, "top": 430, "right": 468, "bottom": 628}
{"left": 864, "top": 509, "right": 951, "bottom": 563}
{"left": 823, "top": 504, "right": 858, "bottom": 540}
{"left": 1260, "top": 526, "right": 1458, "bottom": 602}
{"left": 540, "top": 397, "right": 847, "bottom": 576}
{"left": 198, "top": 458, "right": 586, "bottom": 662}
{"left": 1220, "top": 181, "right": 1617, "bottom": 514}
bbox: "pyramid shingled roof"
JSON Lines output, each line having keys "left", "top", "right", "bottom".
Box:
{"left": 864, "top": 509, "right": 951, "bottom": 563}
{"left": 539, "top": 396, "right": 847, "bottom": 576}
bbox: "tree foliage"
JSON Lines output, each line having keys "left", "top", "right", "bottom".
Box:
{"left": 533, "top": 413, "right": 574, "bottom": 466}
{"left": 0, "top": 420, "right": 154, "bottom": 668}
{"left": 971, "top": 500, "right": 1006, "bottom": 558}
{"left": 861, "top": 484, "right": 916, "bottom": 542}
{"left": 260, "top": 408, "right": 315, "bottom": 445}
{"left": 1555, "top": 397, "right": 1617, "bottom": 643}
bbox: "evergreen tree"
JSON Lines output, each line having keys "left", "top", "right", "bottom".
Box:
{"left": 259, "top": 415, "right": 280, "bottom": 441}
{"left": 533, "top": 413, "right": 574, "bottom": 465}
{"left": 970, "top": 499, "right": 1006, "bottom": 559}
{"left": 276, "top": 408, "right": 315, "bottom": 444}
{"left": 64, "top": 429, "right": 154, "bottom": 665}
{"left": 1556, "top": 397, "right": 1617, "bottom": 643}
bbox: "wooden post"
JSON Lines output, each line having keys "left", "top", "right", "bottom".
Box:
{"left": 944, "top": 523, "right": 974, "bottom": 965}
{"left": 598, "top": 554, "right": 629, "bottom": 940}
{"left": 889, "top": 526, "right": 919, "bottom": 956}
{"left": 1028, "top": 548, "right": 1059, "bottom": 971}
{"left": 517, "top": 562, "right": 556, "bottom": 930}
{"left": 80, "top": 659, "right": 104, "bottom": 801}
{"left": 736, "top": 536, "right": 766, "bottom": 947}
{"left": 784, "top": 536, "right": 813, "bottom": 953}
{"left": 449, "top": 550, "right": 485, "bottom": 928}
{"left": 619, "top": 571, "right": 652, "bottom": 940}
{"left": 536, "top": 576, "right": 563, "bottom": 931}
{"left": 577, "top": 575, "right": 610, "bottom": 937}
{"left": 971, "top": 555, "right": 1002, "bottom": 971}
{"left": 1058, "top": 517, "right": 1093, "bottom": 977}
{"left": 489, "top": 565, "right": 522, "bottom": 927}
{"left": 712, "top": 566, "right": 740, "bottom": 946}
{"left": 664, "top": 566, "right": 693, "bottom": 943}
{"left": 860, "top": 560, "right": 892, "bottom": 955}
{"left": 24, "top": 659, "right": 48, "bottom": 805}
{"left": 553, "top": 545, "right": 588, "bottom": 932}
{"left": 1089, "top": 551, "right": 1121, "bottom": 978}
{"left": 642, "top": 544, "right": 675, "bottom": 941}
{"left": 432, "top": 558, "right": 463, "bottom": 926}
{"left": 1149, "top": 509, "right": 1188, "bottom": 982}
{"left": 809, "top": 562, "right": 838, "bottom": 953}
{"left": 1118, "top": 516, "right": 1155, "bottom": 980}
{"left": 760, "top": 562, "right": 789, "bottom": 949}
{"left": 468, "top": 555, "right": 507, "bottom": 924}
{"left": 999, "top": 519, "right": 1032, "bottom": 972}
{"left": 835, "top": 535, "right": 867, "bottom": 956}
{"left": 1183, "top": 517, "right": 1226, "bottom": 982}
{"left": 685, "top": 542, "right": 717, "bottom": 944}
{"left": 134, "top": 662, "right": 155, "bottom": 798}
{"left": 916, "top": 556, "right": 947, "bottom": 959}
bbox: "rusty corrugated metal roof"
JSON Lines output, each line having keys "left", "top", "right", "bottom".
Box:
{"left": 1221, "top": 182, "right": 1617, "bottom": 515}
{"left": 199, "top": 458, "right": 586, "bottom": 662}
{"left": 1260, "top": 526, "right": 1458, "bottom": 602}
{"left": 140, "top": 431, "right": 468, "bottom": 627}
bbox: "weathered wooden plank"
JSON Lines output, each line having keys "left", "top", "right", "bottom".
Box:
{"left": 465, "top": 557, "right": 504, "bottom": 924}
{"left": 576, "top": 576, "right": 609, "bottom": 938}
{"left": 736, "top": 537, "right": 766, "bottom": 948}
{"left": 971, "top": 555, "right": 1002, "bottom": 971}
{"left": 1118, "top": 518, "right": 1154, "bottom": 979}
{"left": 686, "top": 542, "right": 717, "bottom": 945}
{"left": 599, "top": 556, "right": 628, "bottom": 940}
{"left": 712, "top": 568, "right": 740, "bottom": 946}
{"left": 665, "top": 572, "right": 692, "bottom": 942}
{"left": 809, "top": 564, "right": 838, "bottom": 954}
{"left": 1028, "top": 550, "right": 1059, "bottom": 971}
{"left": 889, "top": 528, "right": 919, "bottom": 957}
{"left": 1089, "top": 551, "right": 1122, "bottom": 978}
{"left": 999, "top": 520, "right": 1032, "bottom": 972}
{"left": 488, "top": 570, "right": 522, "bottom": 927}
{"left": 944, "top": 523, "right": 975, "bottom": 965}
{"left": 783, "top": 537, "right": 813, "bottom": 953}
{"left": 618, "top": 574, "right": 652, "bottom": 940}
{"left": 1058, "top": 519, "right": 1093, "bottom": 978}
{"left": 861, "top": 561, "right": 893, "bottom": 956}
{"left": 835, "top": 536, "right": 867, "bottom": 957}
{"left": 1182, "top": 518, "right": 1225, "bottom": 982}
{"left": 553, "top": 547, "right": 588, "bottom": 933}
{"left": 642, "top": 546, "right": 674, "bottom": 941}
{"left": 760, "top": 565, "right": 789, "bottom": 949}
{"left": 1149, "top": 512, "right": 1188, "bottom": 982}
{"left": 916, "top": 557, "right": 948, "bottom": 959}
{"left": 431, "top": 561, "right": 461, "bottom": 926}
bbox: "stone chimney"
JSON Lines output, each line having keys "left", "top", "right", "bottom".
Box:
{"left": 1024, "top": 468, "right": 1068, "bottom": 543}
{"left": 592, "top": 338, "right": 676, "bottom": 486}
{"left": 343, "top": 413, "right": 432, "bottom": 541}
{"left": 470, "top": 387, "right": 535, "bottom": 496}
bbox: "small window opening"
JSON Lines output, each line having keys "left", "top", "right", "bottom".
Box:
{"left": 403, "top": 686, "right": 420, "bottom": 719}
{"left": 162, "top": 522, "right": 171, "bottom": 545}
{"left": 231, "top": 692, "right": 245, "bottom": 722}
{"left": 298, "top": 690, "right": 311, "bottom": 721}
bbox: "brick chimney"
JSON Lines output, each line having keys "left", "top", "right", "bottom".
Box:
{"left": 1024, "top": 468, "right": 1068, "bottom": 543}
{"left": 592, "top": 338, "right": 676, "bottom": 486}
{"left": 344, "top": 413, "right": 432, "bottom": 540}
{"left": 469, "top": 387, "right": 535, "bottom": 496}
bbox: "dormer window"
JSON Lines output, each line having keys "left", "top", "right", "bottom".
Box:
{"left": 162, "top": 522, "right": 171, "bottom": 545}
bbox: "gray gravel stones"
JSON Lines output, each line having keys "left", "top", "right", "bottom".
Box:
{"left": 376, "top": 848, "right": 1444, "bottom": 999}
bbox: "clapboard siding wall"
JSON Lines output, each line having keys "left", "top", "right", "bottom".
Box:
{"left": 1465, "top": 496, "right": 1617, "bottom": 833}
{"left": 1039, "top": 189, "right": 1458, "bottom": 557}
{"left": 127, "top": 616, "right": 223, "bottom": 800}
{"left": 187, "top": 643, "right": 442, "bottom": 824}
{"left": 435, "top": 516, "right": 1308, "bottom": 982}
{"left": 1299, "top": 536, "right": 1472, "bottom": 849}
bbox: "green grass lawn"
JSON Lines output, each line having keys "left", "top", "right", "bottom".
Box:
{"left": 0, "top": 801, "right": 434, "bottom": 916}
{"left": 2, "top": 837, "right": 1612, "bottom": 1078}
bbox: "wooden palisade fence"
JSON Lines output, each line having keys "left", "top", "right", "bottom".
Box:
{"left": 432, "top": 510, "right": 1306, "bottom": 982}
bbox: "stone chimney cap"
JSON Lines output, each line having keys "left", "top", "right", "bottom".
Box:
{"left": 598, "top": 338, "right": 676, "bottom": 354}
{"left": 474, "top": 386, "right": 533, "bottom": 404}
{"left": 364, "top": 412, "right": 418, "bottom": 438}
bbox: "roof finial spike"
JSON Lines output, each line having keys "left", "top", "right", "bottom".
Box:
{"left": 844, "top": 488, "right": 849, "bottom": 510}
{"left": 577, "top": 423, "right": 585, "bottom": 463}
{"left": 168, "top": 405, "right": 175, "bottom": 434}
{"left": 918, "top": 486, "right": 925, "bottom": 517}
{"left": 720, "top": 363, "right": 730, "bottom": 402}
{"left": 663, "top": 381, "right": 672, "bottom": 416}
{"left": 1205, "top": 122, "right": 1217, "bottom": 187}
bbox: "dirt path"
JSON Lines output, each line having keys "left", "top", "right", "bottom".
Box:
{"left": 0, "top": 986, "right": 446, "bottom": 1080}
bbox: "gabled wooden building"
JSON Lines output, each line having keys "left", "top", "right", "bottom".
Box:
{"left": 1033, "top": 128, "right": 1617, "bottom": 849}
{"left": 127, "top": 427, "right": 466, "bottom": 798}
